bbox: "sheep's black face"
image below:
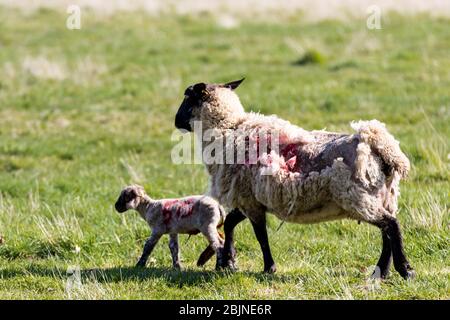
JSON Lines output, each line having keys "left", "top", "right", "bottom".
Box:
{"left": 115, "top": 188, "right": 138, "bottom": 213}
{"left": 175, "top": 78, "right": 245, "bottom": 132}
{"left": 175, "top": 83, "right": 207, "bottom": 132}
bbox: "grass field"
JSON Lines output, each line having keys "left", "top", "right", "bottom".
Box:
{"left": 0, "top": 6, "right": 448, "bottom": 299}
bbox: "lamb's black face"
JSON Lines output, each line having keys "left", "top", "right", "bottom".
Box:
{"left": 175, "top": 82, "right": 207, "bottom": 132}
{"left": 114, "top": 188, "right": 138, "bottom": 213}
{"left": 175, "top": 78, "right": 245, "bottom": 132}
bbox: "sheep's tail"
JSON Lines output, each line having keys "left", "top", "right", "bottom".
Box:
{"left": 351, "top": 120, "right": 410, "bottom": 180}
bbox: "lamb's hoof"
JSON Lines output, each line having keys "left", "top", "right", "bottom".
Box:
{"left": 264, "top": 264, "right": 277, "bottom": 274}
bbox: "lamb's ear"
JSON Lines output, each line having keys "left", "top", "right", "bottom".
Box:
{"left": 223, "top": 78, "right": 245, "bottom": 90}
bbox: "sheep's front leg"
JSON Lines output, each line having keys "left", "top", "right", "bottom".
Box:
{"left": 250, "top": 214, "right": 276, "bottom": 273}
{"left": 220, "top": 208, "right": 247, "bottom": 270}
{"left": 136, "top": 232, "right": 162, "bottom": 267}
{"left": 169, "top": 234, "right": 182, "bottom": 269}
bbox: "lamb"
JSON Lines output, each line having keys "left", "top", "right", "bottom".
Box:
{"left": 114, "top": 185, "right": 226, "bottom": 269}
{"left": 174, "top": 79, "right": 415, "bottom": 279}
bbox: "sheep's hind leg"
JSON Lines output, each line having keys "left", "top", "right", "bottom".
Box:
{"left": 136, "top": 232, "right": 162, "bottom": 267}
{"left": 169, "top": 234, "right": 182, "bottom": 269}
{"left": 250, "top": 215, "right": 276, "bottom": 274}
{"left": 372, "top": 230, "right": 392, "bottom": 279}
{"left": 377, "top": 215, "right": 415, "bottom": 280}
{"left": 220, "top": 208, "right": 247, "bottom": 270}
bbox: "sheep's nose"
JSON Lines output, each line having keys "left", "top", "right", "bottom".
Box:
{"left": 114, "top": 201, "right": 124, "bottom": 213}
{"left": 175, "top": 104, "right": 193, "bottom": 131}
{"left": 175, "top": 114, "right": 190, "bottom": 131}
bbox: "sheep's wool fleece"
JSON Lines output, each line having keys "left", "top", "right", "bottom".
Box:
{"left": 199, "top": 88, "right": 410, "bottom": 224}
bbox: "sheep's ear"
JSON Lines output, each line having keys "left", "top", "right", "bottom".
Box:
{"left": 223, "top": 78, "right": 245, "bottom": 90}
{"left": 193, "top": 82, "right": 207, "bottom": 95}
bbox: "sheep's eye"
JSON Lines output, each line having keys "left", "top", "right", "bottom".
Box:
{"left": 124, "top": 192, "right": 134, "bottom": 202}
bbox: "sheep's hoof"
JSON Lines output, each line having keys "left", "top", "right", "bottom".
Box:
{"left": 216, "top": 258, "right": 238, "bottom": 272}
{"left": 135, "top": 261, "right": 146, "bottom": 268}
{"left": 173, "top": 264, "right": 182, "bottom": 270}
{"left": 216, "top": 251, "right": 237, "bottom": 270}
{"left": 397, "top": 264, "right": 415, "bottom": 280}
{"left": 264, "top": 264, "right": 277, "bottom": 274}
{"left": 227, "top": 261, "right": 238, "bottom": 271}
{"left": 371, "top": 271, "right": 389, "bottom": 280}
{"left": 217, "top": 264, "right": 237, "bottom": 272}
{"left": 371, "top": 266, "right": 389, "bottom": 280}
{"left": 403, "top": 269, "right": 416, "bottom": 280}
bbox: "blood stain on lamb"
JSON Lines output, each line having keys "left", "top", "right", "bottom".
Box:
{"left": 162, "top": 198, "right": 196, "bottom": 225}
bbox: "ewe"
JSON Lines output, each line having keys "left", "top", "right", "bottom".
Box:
{"left": 174, "top": 79, "right": 414, "bottom": 279}
{"left": 115, "top": 185, "right": 225, "bottom": 269}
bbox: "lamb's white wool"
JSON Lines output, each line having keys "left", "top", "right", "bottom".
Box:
{"left": 115, "top": 185, "right": 226, "bottom": 268}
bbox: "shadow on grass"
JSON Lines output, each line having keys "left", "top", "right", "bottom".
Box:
{"left": 0, "top": 265, "right": 296, "bottom": 287}
{"left": 84, "top": 266, "right": 295, "bottom": 286}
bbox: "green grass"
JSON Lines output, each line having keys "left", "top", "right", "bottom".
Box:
{"left": 0, "top": 7, "right": 449, "bottom": 299}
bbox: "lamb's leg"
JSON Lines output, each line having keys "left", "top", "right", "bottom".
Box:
{"left": 250, "top": 215, "right": 276, "bottom": 273}
{"left": 197, "top": 245, "right": 215, "bottom": 267}
{"left": 378, "top": 215, "right": 415, "bottom": 280}
{"left": 220, "top": 208, "right": 247, "bottom": 269}
{"left": 372, "top": 230, "right": 392, "bottom": 279}
{"left": 201, "top": 227, "right": 224, "bottom": 271}
{"left": 169, "top": 233, "right": 182, "bottom": 269}
{"left": 136, "top": 232, "right": 162, "bottom": 267}
{"left": 197, "top": 231, "right": 225, "bottom": 266}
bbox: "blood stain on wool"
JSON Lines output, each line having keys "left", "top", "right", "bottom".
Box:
{"left": 257, "top": 139, "right": 301, "bottom": 173}
{"left": 162, "top": 198, "right": 196, "bottom": 225}
{"left": 280, "top": 143, "right": 300, "bottom": 172}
